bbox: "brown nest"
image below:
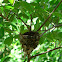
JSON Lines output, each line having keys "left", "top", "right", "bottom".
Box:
{"left": 20, "top": 31, "right": 40, "bottom": 55}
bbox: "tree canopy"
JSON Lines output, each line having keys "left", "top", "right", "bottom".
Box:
{"left": 0, "top": 0, "right": 62, "bottom": 62}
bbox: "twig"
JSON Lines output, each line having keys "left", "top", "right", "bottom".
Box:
{"left": 30, "top": 14, "right": 32, "bottom": 31}
{"left": 40, "top": 24, "right": 62, "bottom": 37}
{"left": 37, "top": 0, "right": 62, "bottom": 31}
{"left": 27, "top": 54, "right": 30, "bottom": 62}
{"left": 13, "top": 12, "right": 30, "bottom": 31}
{"left": 0, "top": 14, "right": 9, "bottom": 21}
{"left": 30, "top": 46, "right": 62, "bottom": 59}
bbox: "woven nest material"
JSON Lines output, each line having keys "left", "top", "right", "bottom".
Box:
{"left": 20, "top": 31, "right": 40, "bottom": 55}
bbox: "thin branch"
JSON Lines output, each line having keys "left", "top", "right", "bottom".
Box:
{"left": 37, "top": 0, "right": 62, "bottom": 31}
{"left": 27, "top": 54, "right": 30, "bottom": 62}
{"left": 30, "top": 46, "right": 62, "bottom": 59}
{"left": 40, "top": 24, "right": 62, "bottom": 37}
{"left": 13, "top": 12, "right": 30, "bottom": 31}
{"left": 30, "top": 14, "right": 32, "bottom": 31}
{"left": 0, "top": 14, "right": 9, "bottom": 21}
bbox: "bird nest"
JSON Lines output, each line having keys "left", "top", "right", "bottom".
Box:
{"left": 20, "top": 31, "right": 40, "bottom": 55}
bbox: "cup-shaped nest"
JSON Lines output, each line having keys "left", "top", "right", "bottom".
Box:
{"left": 20, "top": 31, "right": 40, "bottom": 54}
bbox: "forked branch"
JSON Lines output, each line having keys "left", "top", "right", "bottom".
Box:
{"left": 37, "top": 0, "right": 62, "bottom": 31}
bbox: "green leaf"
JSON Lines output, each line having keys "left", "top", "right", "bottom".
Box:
{"left": 3, "top": 0, "right": 9, "bottom": 3}
{"left": 12, "top": 9, "right": 19, "bottom": 14}
{"left": 18, "top": 13, "right": 29, "bottom": 19}
{"left": 53, "top": 12, "right": 62, "bottom": 18}
{"left": 14, "top": 34, "right": 20, "bottom": 40}
{"left": 3, "top": 22, "right": 11, "bottom": 26}
{"left": 46, "top": 31, "right": 62, "bottom": 42}
{"left": 4, "top": 36, "right": 13, "bottom": 45}
{"left": 34, "top": 19, "right": 40, "bottom": 31}
{"left": 0, "top": 27, "right": 4, "bottom": 39}
{"left": 8, "top": 0, "right": 14, "bottom": 4}
{"left": 0, "top": 57, "right": 5, "bottom": 62}
{"left": 4, "top": 6, "right": 14, "bottom": 10}
{"left": 0, "top": 17, "right": 3, "bottom": 23}
{"left": 20, "top": 25, "right": 28, "bottom": 34}
{"left": 4, "top": 27, "right": 13, "bottom": 33}
{"left": 3, "top": 57, "right": 10, "bottom": 62}
{"left": 9, "top": 14, "right": 15, "bottom": 22}
{"left": 46, "top": 32, "right": 53, "bottom": 42}
{"left": 3, "top": 9, "right": 10, "bottom": 16}
{"left": 1, "top": 57, "right": 10, "bottom": 62}
{"left": 30, "top": 2, "right": 47, "bottom": 20}
{"left": 20, "top": 25, "right": 24, "bottom": 31}
{"left": 48, "top": 52, "right": 51, "bottom": 56}
{"left": 11, "top": 23, "right": 17, "bottom": 29}
{"left": 39, "top": 37, "right": 45, "bottom": 44}
{"left": 14, "top": 1, "right": 34, "bottom": 13}
{"left": 0, "top": 7, "right": 3, "bottom": 14}
{"left": 40, "top": 54, "right": 46, "bottom": 57}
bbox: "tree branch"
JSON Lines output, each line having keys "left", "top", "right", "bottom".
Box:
{"left": 37, "top": 0, "right": 62, "bottom": 31}
{"left": 0, "top": 14, "right": 9, "bottom": 21}
{"left": 30, "top": 46, "right": 62, "bottom": 59}
{"left": 40, "top": 24, "right": 62, "bottom": 37}
{"left": 27, "top": 54, "right": 31, "bottom": 62}
{"left": 13, "top": 12, "right": 30, "bottom": 31}
{"left": 30, "top": 14, "right": 32, "bottom": 31}
{"left": 18, "top": 17, "right": 30, "bottom": 30}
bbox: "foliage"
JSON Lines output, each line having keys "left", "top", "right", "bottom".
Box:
{"left": 0, "top": 0, "right": 62, "bottom": 62}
